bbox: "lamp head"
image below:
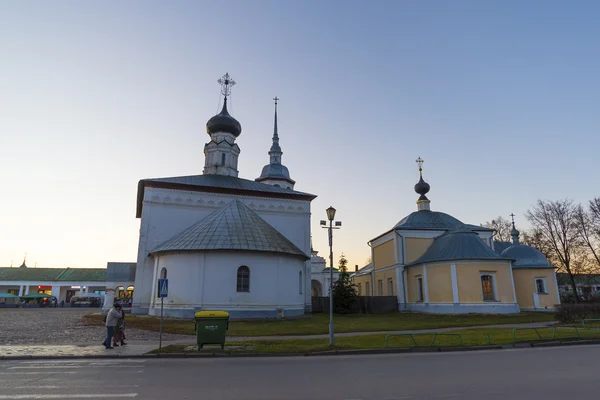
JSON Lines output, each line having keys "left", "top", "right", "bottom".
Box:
{"left": 326, "top": 206, "right": 336, "bottom": 221}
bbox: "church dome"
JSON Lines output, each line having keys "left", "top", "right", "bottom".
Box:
{"left": 501, "top": 245, "right": 553, "bottom": 268}
{"left": 206, "top": 98, "right": 242, "bottom": 137}
{"left": 258, "top": 163, "right": 293, "bottom": 181}
{"left": 414, "top": 177, "right": 430, "bottom": 199}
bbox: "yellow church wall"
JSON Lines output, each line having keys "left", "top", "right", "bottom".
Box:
{"left": 372, "top": 270, "right": 397, "bottom": 296}
{"left": 426, "top": 265, "right": 453, "bottom": 303}
{"left": 405, "top": 238, "right": 434, "bottom": 264}
{"left": 352, "top": 274, "right": 372, "bottom": 296}
{"left": 513, "top": 269, "right": 559, "bottom": 309}
{"left": 373, "top": 240, "right": 395, "bottom": 270}
{"left": 406, "top": 266, "right": 424, "bottom": 302}
{"left": 456, "top": 263, "right": 514, "bottom": 303}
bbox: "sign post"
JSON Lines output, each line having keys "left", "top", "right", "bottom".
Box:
{"left": 157, "top": 279, "right": 168, "bottom": 352}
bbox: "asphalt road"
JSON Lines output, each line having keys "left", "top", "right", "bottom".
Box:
{"left": 1, "top": 345, "right": 599, "bottom": 399}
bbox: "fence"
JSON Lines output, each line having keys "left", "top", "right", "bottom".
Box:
{"left": 311, "top": 296, "right": 398, "bottom": 314}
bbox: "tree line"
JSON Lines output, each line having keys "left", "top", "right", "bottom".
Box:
{"left": 484, "top": 198, "right": 600, "bottom": 302}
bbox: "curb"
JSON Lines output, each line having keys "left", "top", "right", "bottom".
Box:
{"left": 2, "top": 339, "right": 600, "bottom": 361}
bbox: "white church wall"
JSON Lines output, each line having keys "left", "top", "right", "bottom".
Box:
{"left": 148, "top": 251, "right": 306, "bottom": 319}
{"left": 132, "top": 186, "right": 312, "bottom": 315}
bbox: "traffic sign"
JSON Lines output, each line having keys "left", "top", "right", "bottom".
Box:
{"left": 158, "top": 279, "right": 168, "bottom": 298}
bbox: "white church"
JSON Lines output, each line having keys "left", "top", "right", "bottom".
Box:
{"left": 130, "top": 74, "right": 318, "bottom": 319}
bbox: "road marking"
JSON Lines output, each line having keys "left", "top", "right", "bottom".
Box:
{"left": 20, "top": 360, "right": 146, "bottom": 364}
{"left": 0, "top": 394, "right": 138, "bottom": 399}
{"left": 0, "top": 372, "right": 76, "bottom": 375}
{"left": 8, "top": 365, "right": 143, "bottom": 370}
{"left": 0, "top": 385, "right": 140, "bottom": 390}
{"left": 432, "top": 395, "right": 460, "bottom": 398}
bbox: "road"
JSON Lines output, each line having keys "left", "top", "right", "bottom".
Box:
{"left": 0, "top": 345, "right": 599, "bottom": 399}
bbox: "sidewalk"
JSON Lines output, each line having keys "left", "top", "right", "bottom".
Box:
{"left": 0, "top": 321, "right": 558, "bottom": 358}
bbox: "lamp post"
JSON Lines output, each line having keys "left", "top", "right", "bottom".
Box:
{"left": 321, "top": 206, "right": 342, "bottom": 346}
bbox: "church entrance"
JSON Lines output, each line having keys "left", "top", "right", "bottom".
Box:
{"left": 311, "top": 280, "right": 323, "bottom": 297}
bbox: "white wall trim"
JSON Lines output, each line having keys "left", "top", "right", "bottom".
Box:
{"left": 450, "top": 263, "right": 459, "bottom": 303}
{"left": 509, "top": 263, "right": 518, "bottom": 303}
{"left": 397, "top": 230, "right": 446, "bottom": 239}
{"left": 370, "top": 233, "right": 395, "bottom": 248}
{"left": 553, "top": 271, "right": 561, "bottom": 305}
{"left": 423, "top": 265, "right": 429, "bottom": 303}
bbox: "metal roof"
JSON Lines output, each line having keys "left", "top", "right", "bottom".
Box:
{"left": 151, "top": 199, "right": 310, "bottom": 260}
{"left": 137, "top": 174, "right": 316, "bottom": 218}
{"left": 408, "top": 227, "right": 510, "bottom": 266}
{"left": 0, "top": 268, "right": 107, "bottom": 282}
{"left": 493, "top": 241, "right": 512, "bottom": 255}
{"left": 351, "top": 263, "right": 373, "bottom": 277}
{"left": 394, "top": 210, "right": 492, "bottom": 232}
{"left": 501, "top": 245, "right": 555, "bottom": 269}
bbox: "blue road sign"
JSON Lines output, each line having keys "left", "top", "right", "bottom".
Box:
{"left": 158, "top": 279, "right": 168, "bottom": 298}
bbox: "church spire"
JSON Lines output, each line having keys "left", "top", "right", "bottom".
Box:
{"left": 510, "top": 213, "right": 520, "bottom": 245}
{"left": 269, "top": 97, "right": 282, "bottom": 164}
{"left": 414, "top": 156, "right": 431, "bottom": 211}
{"left": 255, "top": 97, "right": 296, "bottom": 190}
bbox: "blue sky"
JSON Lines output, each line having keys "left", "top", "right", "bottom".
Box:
{"left": 1, "top": 1, "right": 599, "bottom": 269}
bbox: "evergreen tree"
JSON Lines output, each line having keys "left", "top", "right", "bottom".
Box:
{"left": 332, "top": 253, "right": 357, "bottom": 313}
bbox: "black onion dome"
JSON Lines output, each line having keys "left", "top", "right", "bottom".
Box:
{"left": 414, "top": 176, "right": 430, "bottom": 200}
{"left": 206, "top": 98, "right": 242, "bottom": 137}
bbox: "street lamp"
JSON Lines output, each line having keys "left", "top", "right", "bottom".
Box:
{"left": 320, "top": 206, "right": 342, "bottom": 346}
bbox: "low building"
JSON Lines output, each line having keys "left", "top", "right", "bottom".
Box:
{"left": 0, "top": 261, "right": 135, "bottom": 307}
{"left": 353, "top": 158, "right": 560, "bottom": 314}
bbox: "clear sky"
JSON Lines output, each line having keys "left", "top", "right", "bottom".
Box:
{"left": 1, "top": 1, "right": 599, "bottom": 270}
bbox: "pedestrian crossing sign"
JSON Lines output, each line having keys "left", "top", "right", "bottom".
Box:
{"left": 158, "top": 279, "right": 168, "bottom": 298}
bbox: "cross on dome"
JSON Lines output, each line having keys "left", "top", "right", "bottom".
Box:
{"left": 218, "top": 73, "right": 236, "bottom": 98}
{"left": 416, "top": 156, "right": 424, "bottom": 177}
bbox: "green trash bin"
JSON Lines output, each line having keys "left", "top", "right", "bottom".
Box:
{"left": 194, "top": 311, "right": 229, "bottom": 350}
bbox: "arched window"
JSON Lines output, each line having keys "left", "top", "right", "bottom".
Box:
{"left": 221, "top": 153, "right": 226, "bottom": 166}
{"left": 237, "top": 266, "right": 250, "bottom": 292}
{"left": 299, "top": 271, "right": 303, "bottom": 294}
{"left": 160, "top": 267, "right": 167, "bottom": 279}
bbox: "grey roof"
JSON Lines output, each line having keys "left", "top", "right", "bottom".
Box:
{"left": 137, "top": 174, "right": 316, "bottom": 217}
{"left": 493, "top": 241, "right": 512, "bottom": 255}
{"left": 151, "top": 199, "right": 309, "bottom": 260}
{"left": 394, "top": 210, "right": 492, "bottom": 232}
{"left": 351, "top": 263, "right": 373, "bottom": 277}
{"left": 501, "top": 245, "right": 554, "bottom": 269}
{"left": 408, "top": 227, "right": 510, "bottom": 266}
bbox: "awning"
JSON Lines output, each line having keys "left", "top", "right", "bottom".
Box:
{"left": 20, "top": 293, "right": 56, "bottom": 299}
{"left": 0, "top": 293, "right": 18, "bottom": 299}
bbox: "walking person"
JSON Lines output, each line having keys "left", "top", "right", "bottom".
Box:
{"left": 112, "top": 308, "right": 127, "bottom": 347}
{"left": 103, "top": 303, "right": 122, "bottom": 349}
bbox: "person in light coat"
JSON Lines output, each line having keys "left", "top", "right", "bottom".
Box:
{"left": 103, "top": 303, "right": 122, "bottom": 349}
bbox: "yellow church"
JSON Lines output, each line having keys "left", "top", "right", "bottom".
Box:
{"left": 352, "top": 158, "right": 560, "bottom": 314}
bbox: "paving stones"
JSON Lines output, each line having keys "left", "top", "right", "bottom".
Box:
{"left": 0, "top": 308, "right": 192, "bottom": 345}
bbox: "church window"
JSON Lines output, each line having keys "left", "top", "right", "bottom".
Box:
{"left": 299, "top": 271, "right": 303, "bottom": 294}
{"left": 366, "top": 282, "right": 370, "bottom": 296}
{"left": 416, "top": 276, "right": 424, "bottom": 302}
{"left": 388, "top": 278, "right": 394, "bottom": 296}
{"left": 357, "top": 283, "right": 362, "bottom": 295}
{"left": 536, "top": 278, "right": 547, "bottom": 294}
{"left": 481, "top": 274, "right": 496, "bottom": 301}
{"left": 237, "top": 266, "right": 250, "bottom": 292}
{"left": 160, "top": 267, "right": 167, "bottom": 279}
{"left": 221, "top": 153, "right": 226, "bottom": 166}
{"left": 378, "top": 280, "right": 383, "bottom": 296}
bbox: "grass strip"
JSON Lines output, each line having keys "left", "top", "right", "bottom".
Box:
{"left": 84, "top": 312, "right": 555, "bottom": 337}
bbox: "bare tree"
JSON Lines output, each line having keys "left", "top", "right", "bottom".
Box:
{"left": 526, "top": 199, "right": 584, "bottom": 302}
{"left": 575, "top": 203, "right": 600, "bottom": 267}
{"left": 483, "top": 216, "right": 513, "bottom": 242}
